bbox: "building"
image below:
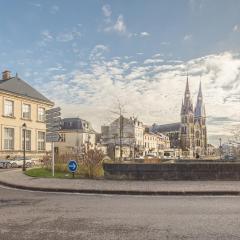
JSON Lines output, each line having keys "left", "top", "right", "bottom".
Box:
{"left": 151, "top": 77, "right": 208, "bottom": 157}
{"left": 144, "top": 131, "right": 170, "bottom": 157}
{"left": 101, "top": 116, "right": 145, "bottom": 160}
{"left": 0, "top": 70, "right": 54, "bottom": 158}
{"left": 101, "top": 116, "right": 170, "bottom": 160}
{"left": 151, "top": 123, "right": 180, "bottom": 149}
{"left": 180, "top": 78, "right": 207, "bottom": 157}
{"left": 55, "top": 118, "right": 97, "bottom": 155}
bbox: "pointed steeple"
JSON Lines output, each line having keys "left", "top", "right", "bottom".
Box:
{"left": 182, "top": 74, "right": 193, "bottom": 114}
{"left": 194, "top": 81, "right": 205, "bottom": 117}
{"left": 185, "top": 73, "right": 190, "bottom": 95}
{"left": 181, "top": 99, "right": 184, "bottom": 114}
{"left": 197, "top": 80, "right": 202, "bottom": 98}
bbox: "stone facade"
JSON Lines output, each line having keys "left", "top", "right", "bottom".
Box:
{"left": 180, "top": 78, "right": 207, "bottom": 157}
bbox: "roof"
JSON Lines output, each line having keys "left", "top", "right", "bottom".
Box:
{"left": 0, "top": 76, "right": 53, "bottom": 104}
{"left": 61, "top": 117, "right": 96, "bottom": 133}
{"left": 151, "top": 122, "right": 181, "bottom": 133}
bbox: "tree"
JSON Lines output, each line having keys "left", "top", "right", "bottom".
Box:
{"left": 82, "top": 149, "right": 104, "bottom": 178}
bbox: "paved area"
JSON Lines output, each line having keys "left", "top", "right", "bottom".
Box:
{"left": 1, "top": 169, "right": 240, "bottom": 194}
{"left": 1, "top": 186, "right": 240, "bottom": 240}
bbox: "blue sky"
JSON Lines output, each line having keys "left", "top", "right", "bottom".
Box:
{"left": 1, "top": 0, "right": 240, "bottom": 145}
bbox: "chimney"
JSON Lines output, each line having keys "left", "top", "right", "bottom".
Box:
{"left": 2, "top": 70, "right": 11, "bottom": 80}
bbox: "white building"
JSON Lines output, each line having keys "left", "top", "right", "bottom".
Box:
{"left": 55, "top": 118, "right": 97, "bottom": 155}
{"left": 101, "top": 116, "right": 145, "bottom": 159}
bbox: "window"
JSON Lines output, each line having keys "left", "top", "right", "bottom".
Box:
{"left": 61, "top": 133, "right": 66, "bottom": 142}
{"left": 22, "top": 104, "right": 31, "bottom": 119}
{"left": 22, "top": 130, "right": 31, "bottom": 151}
{"left": 4, "top": 100, "right": 14, "bottom": 117}
{"left": 38, "top": 131, "right": 45, "bottom": 151}
{"left": 38, "top": 107, "right": 45, "bottom": 122}
{"left": 4, "top": 128, "right": 14, "bottom": 150}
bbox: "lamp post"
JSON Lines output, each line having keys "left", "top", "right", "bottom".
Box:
{"left": 219, "top": 138, "right": 222, "bottom": 160}
{"left": 22, "top": 123, "right": 27, "bottom": 171}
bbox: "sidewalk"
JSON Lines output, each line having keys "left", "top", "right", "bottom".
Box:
{"left": 1, "top": 169, "right": 240, "bottom": 195}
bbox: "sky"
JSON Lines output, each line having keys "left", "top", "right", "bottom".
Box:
{"left": 0, "top": 0, "right": 240, "bottom": 145}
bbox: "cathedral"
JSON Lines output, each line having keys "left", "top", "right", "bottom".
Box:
{"left": 180, "top": 77, "right": 207, "bottom": 157}
{"left": 151, "top": 76, "right": 208, "bottom": 157}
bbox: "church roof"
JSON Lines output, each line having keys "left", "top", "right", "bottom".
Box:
{"left": 151, "top": 122, "right": 181, "bottom": 133}
{"left": 0, "top": 76, "right": 53, "bottom": 104}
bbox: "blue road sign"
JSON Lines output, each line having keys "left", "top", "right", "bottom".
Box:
{"left": 68, "top": 160, "right": 78, "bottom": 173}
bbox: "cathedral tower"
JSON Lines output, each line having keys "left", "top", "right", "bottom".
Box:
{"left": 194, "top": 81, "right": 207, "bottom": 156}
{"left": 180, "top": 77, "right": 195, "bottom": 157}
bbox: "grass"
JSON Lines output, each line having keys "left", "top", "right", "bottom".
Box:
{"left": 25, "top": 165, "right": 104, "bottom": 179}
{"left": 25, "top": 168, "right": 76, "bottom": 179}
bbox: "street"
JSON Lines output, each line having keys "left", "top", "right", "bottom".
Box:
{"left": 1, "top": 186, "right": 240, "bottom": 239}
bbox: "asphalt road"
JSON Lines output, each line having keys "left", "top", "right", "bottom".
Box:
{"left": 1, "top": 186, "right": 240, "bottom": 240}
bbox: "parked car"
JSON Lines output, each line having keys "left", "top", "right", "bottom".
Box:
{"left": 10, "top": 157, "right": 34, "bottom": 168}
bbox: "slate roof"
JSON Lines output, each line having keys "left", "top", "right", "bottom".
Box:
{"left": 0, "top": 76, "right": 53, "bottom": 104}
{"left": 61, "top": 118, "right": 96, "bottom": 133}
{"left": 151, "top": 122, "right": 181, "bottom": 133}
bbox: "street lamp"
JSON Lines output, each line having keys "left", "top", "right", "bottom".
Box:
{"left": 22, "top": 123, "right": 27, "bottom": 171}
{"left": 219, "top": 138, "right": 222, "bottom": 160}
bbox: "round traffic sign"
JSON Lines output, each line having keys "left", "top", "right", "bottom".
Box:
{"left": 68, "top": 160, "right": 78, "bottom": 173}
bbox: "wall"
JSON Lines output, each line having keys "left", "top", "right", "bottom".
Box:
{"left": 0, "top": 91, "right": 52, "bottom": 158}
{"left": 103, "top": 162, "right": 240, "bottom": 180}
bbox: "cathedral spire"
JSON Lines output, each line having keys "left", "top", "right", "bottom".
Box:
{"left": 182, "top": 75, "right": 193, "bottom": 114}
{"left": 197, "top": 80, "right": 202, "bottom": 98}
{"left": 185, "top": 73, "right": 190, "bottom": 95}
{"left": 194, "top": 81, "right": 205, "bottom": 117}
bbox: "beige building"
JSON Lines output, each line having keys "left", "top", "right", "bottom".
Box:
{"left": 55, "top": 118, "right": 97, "bottom": 155}
{"left": 144, "top": 131, "right": 170, "bottom": 157}
{"left": 0, "top": 70, "right": 54, "bottom": 158}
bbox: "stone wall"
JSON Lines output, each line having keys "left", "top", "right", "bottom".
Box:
{"left": 103, "top": 162, "right": 240, "bottom": 180}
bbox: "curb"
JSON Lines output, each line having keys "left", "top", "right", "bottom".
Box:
{"left": 1, "top": 180, "right": 240, "bottom": 196}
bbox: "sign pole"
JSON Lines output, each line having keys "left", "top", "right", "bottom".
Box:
{"left": 52, "top": 141, "right": 55, "bottom": 177}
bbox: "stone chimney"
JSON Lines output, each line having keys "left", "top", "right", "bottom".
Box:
{"left": 2, "top": 70, "right": 11, "bottom": 80}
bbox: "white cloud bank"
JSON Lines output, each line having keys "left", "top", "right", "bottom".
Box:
{"left": 39, "top": 49, "right": 240, "bottom": 145}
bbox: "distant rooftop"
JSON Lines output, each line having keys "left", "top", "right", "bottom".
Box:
{"left": 61, "top": 117, "right": 96, "bottom": 133}
{"left": 151, "top": 122, "right": 181, "bottom": 133}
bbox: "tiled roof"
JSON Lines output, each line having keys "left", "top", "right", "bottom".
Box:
{"left": 0, "top": 76, "right": 53, "bottom": 104}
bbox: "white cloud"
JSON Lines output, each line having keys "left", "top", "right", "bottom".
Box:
{"left": 39, "top": 27, "right": 82, "bottom": 45}
{"left": 56, "top": 30, "right": 81, "bottom": 42}
{"left": 233, "top": 24, "right": 240, "bottom": 32}
{"left": 144, "top": 58, "right": 164, "bottom": 64}
{"left": 140, "top": 32, "right": 150, "bottom": 37}
{"left": 41, "top": 30, "right": 53, "bottom": 41}
{"left": 113, "top": 15, "right": 126, "bottom": 34}
{"left": 39, "top": 50, "right": 240, "bottom": 145}
{"left": 183, "top": 34, "right": 192, "bottom": 41}
{"left": 102, "top": 4, "right": 112, "bottom": 17}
